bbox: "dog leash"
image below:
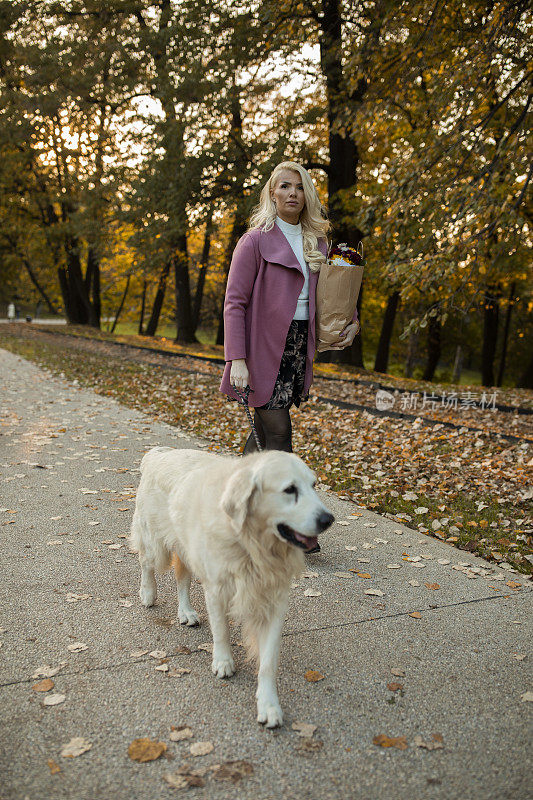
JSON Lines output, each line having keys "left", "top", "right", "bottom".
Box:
{"left": 232, "top": 385, "right": 263, "bottom": 453}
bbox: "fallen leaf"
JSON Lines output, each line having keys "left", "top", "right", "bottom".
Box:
{"left": 163, "top": 769, "right": 205, "bottom": 789}
{"left": 373, "top": 734, "right": 408, "bottom": 750}
{"left": 47, "top": 759, "right": 61, "bottom": 774}
{"left": 387, "top": 682, "right": 403, "bottom": 692}
{"left": 211, "top": 760, "right": 254, "bottom": 782}
{"left": 413, "top": 733, "right": 444, "bottom": 750}
{"left": 65, "top": 593, "right": 91, "bottom": 603}
{"left": 409, "top": 612, "right": 422, "bottom": 619}
{"left": 356, "top": 572, "right": 372, "bottom": 579}
{"left": 170, "top": 726, "right": 193, "bottom": 742}
{"left": 155, "top": 663, "right": 169, "bottom": 672}
{"left": 149, "top": 650, "right": 166, "bottom": 659}
{"left": 334, "top": 571, "right": 353, "bottom": 579}
{"left": 190, "top": 741, "right": 214, "bottom": 756}
{"left": 61, "top": 737, "right": 92, "bottom": 758}
{"left": 43, "top": 693, "right": 66, "bottom": 706}
{"left": 424, "top": 583, "right": 440, "bottom": 590}
{"left": 32, "top": 664, "right": 65, "bottom": 679}
{"left": 364, "top": 589, "right": 384, "bottom": 597}
{"left": 295, "top": 738, "right": 324, "bottom": 754}
{"left": 390, "top": 668, "right": 405, "bottom": 677}
{"left": 32, "top": 679, "right": 54, "bottom": 692}
{"left": 506, "top": 581, "right": 522, "bottom": 589}
{"left": 292, "top": 721, "right": 317, "bottom": 738}
{"left": 130, "top": 649, "right": 149, "bottom": 658}
{"left": 305, "top": 669, "right": 325, "bottom": 682}
{"left": 128, "top": 738, "right": 167, "bottom": 762}
{"left": 197, "top": 643, "right": 213, "bottom": 653}
{"left": 520, "top": 691, "right": 533, "bottom": 702}
{"left": 169, "top": 668, "right": 192, "bottom": 677}
{"left": 67, "top": 642, "right": 88, "bottom": 652}
{"left": 303, "top": 589, "right": 322, "bottom": 597}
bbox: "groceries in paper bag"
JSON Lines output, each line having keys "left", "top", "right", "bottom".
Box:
{"left": 315, "top": 242, "right": 364, "bottom": 352}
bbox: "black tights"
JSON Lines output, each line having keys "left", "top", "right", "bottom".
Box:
{"left": 243, "top": 407, "right": 292, "bottom": 455}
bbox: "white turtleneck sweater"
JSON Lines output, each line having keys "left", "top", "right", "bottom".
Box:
{"left": 275, "top": 215, "right": 309, "bottom": 321}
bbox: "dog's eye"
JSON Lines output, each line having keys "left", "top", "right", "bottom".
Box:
{"left": 284, "top": 484, "right": 298, "bottom": 498}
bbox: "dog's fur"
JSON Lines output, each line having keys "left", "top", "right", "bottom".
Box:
{"left": 129, "top": 447, "right": 334, "bottom": 727}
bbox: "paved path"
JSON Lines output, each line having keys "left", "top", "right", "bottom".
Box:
{"left": 0, "top": 348, "right": 531, "bottom": 800}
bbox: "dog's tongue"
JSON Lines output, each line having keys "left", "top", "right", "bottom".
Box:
{"left": 294, "top": 531, "right": 318, "bottom": 550}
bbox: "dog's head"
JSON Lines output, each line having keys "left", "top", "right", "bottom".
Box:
{"left": 220, "top": 451, "right": 334, "bottom": 551}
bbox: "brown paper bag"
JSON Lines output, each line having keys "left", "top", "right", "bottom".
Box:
{"left": 315, "top": 248, "right": 364, "bottom": 352}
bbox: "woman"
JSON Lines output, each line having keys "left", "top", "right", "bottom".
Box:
{"left": 219, "top": 161, "right": 360, "bottom": 456}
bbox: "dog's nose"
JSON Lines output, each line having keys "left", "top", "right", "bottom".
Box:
{"left": 316, "top": 511, "right": 334, "bottom": 531}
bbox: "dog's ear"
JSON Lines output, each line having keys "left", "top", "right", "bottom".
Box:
{"left": 220, "top": 465, "right": 258, "bottom": 532}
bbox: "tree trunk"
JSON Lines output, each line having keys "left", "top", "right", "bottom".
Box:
{"left": 452, "top": 345, "right": 463, "bottom": 384}
{"left": 138, "top": 279, "right": 147, "bottom": 335}
{"left": 110, "top": 275, "right": 130, "bottom": 334}
{"left": 481, "top": 286, "right": 500, "bottom": 386}
{"left": 422, "top": 312, "right": 441, "bottom": 381}
{"left": 496, "top": 282, "right": 515, "bottom": 387}
{"left": 404, "top": 328, "right": 419, "bottom": 378}
{"left": 173, "top": 234, "right": 197, "bottom": 344}
{"left": 193, "top": 206, "right": 214, "bottom": 332}
{"left": 23, "top": 259, "right": 58, "bottom": 314}
{"left": 517, "top": 350, "right": 533, "bottom": 389}
{"left": 144, "top": 259, "right": 171, "bottom": 337}
{"left": 374, "top": 290, "right": 400, "bottom": 373}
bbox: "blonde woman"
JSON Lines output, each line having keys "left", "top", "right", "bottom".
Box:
{"left": 220, "top": 161, "right": 360, "bottom": 458}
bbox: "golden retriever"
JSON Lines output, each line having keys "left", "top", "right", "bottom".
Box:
{"left": 129, "top": 447, "right": 334, "bottom": 727}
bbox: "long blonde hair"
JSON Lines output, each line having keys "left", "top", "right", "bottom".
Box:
{"left": 247, "top": 161, "right": 331, "bottom": 273}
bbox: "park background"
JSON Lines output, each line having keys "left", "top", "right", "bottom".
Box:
{"left": 0, "top": 0, "right": 531, "bottom": 388}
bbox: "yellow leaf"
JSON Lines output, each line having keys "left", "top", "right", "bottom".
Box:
{"left": 373, "top": 734, "right": 408, "bottom": 750}
{"left": 409, "top": 612, "right": 422, "bottom": 619}
{"left": 47, "top": 759, "right": 61, "bottom": 775}
{"left": 305, "top": 669, "right": 325, "bottom": 682}
{"left": 128, "top": 738, "right": 167, "bottom": 762}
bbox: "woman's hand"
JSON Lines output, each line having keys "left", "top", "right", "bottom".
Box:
{"left": 230, "top": 359, "right": 250, "bottom": 390}
{"left": 329, "top": 320, "right": 360, "bottom": 350}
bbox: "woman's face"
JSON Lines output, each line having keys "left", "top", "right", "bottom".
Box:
{"left": 270, "top": 169, "right": 305, "bottom": 222}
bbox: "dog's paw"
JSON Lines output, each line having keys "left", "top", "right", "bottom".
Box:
{"left": 139, "top": 585, "right": 156, "bottom": 607}
{"left": 212, "top": 655, "right": 235, "bottom": 679}
{"left": 256, "top": 699, "right": 283, "bottom": 728}
{"left": 178, "top": 608, "right": 200, "bottom": 626}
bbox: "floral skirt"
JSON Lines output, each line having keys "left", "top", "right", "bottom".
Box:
{"left": 260, "top": 320, "right": 309, "bottom": 410}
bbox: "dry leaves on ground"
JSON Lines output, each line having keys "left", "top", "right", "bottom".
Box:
{"left": 414, "top": 733, "right": 444, "bottom": 750}
{"left": 128, "top": 738, "right": 167, "bottom": 762}
{"left": 43, "top": 693, "right": 66, "bottom": 706}
{"left": 61, "top": 737, "right": 93, "bottom": 758}
{"left": 295, "top": 738, "right": 324, "bottom": 755}
{"left": 373, "top": 734, "right": 408, "bottom": 750}
{"left": 32, "top": 679, "right": 54, "bottom": 692}
{"left": 292, "top": 722, "right": 318, "bottom": 738}
{"left": 212, "top": 761, "right": 254, "bottom": 783}
{"left": 170, "top": 726, "right": 193, "bottom": 742}
{"left": 305, "top": 669, "right": 325, "bottom": 682}
{"left": 190, "top": 741, "right": 214, "bottom": 756}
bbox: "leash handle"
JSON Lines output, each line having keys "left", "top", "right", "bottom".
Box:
{"left": 232, "top": 384, "right": 263, "bottom": 453}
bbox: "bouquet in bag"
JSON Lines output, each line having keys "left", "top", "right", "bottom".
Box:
{"left": 315, "top": 242, "right": 364, "bottom": 352}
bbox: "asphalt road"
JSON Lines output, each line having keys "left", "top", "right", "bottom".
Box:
{"left": 0, "top": 348, "right": 531, "bottom": 800}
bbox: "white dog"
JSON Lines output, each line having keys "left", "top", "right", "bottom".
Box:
{"left": 129, "top": 447, "right": 334, "bottom": 727}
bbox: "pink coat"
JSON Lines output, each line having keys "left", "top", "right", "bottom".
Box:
{"left": 219, "top": 224, "right": 359, "bottom": 407}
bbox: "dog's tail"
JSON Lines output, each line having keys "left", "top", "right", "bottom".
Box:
{"left": 139, "top": 446, "right": 173, "bottom": 474}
